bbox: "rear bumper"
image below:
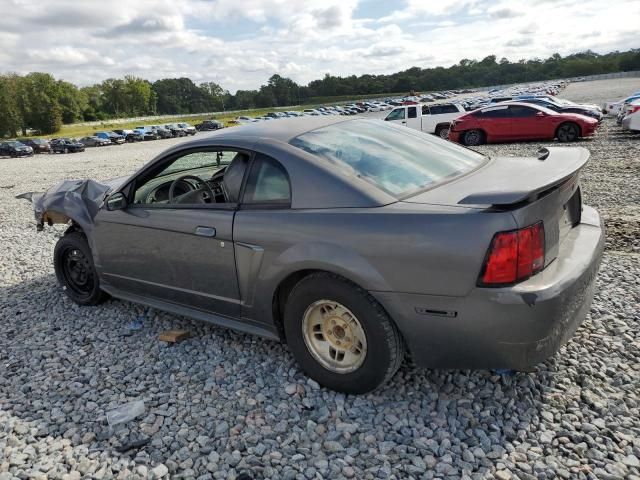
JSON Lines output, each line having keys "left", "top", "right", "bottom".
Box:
{"left": 622, "top": 115, "right": 638, "bottom": 131}
{"left": 372, "top": 206, "right": 604, "bottom": 370}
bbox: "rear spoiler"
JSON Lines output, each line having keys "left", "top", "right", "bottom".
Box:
{"left": 458, "top": 147, "right": 590, "bottom": 207}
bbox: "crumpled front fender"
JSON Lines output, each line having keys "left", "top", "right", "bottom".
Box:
{"left": 16, "top": 179, "right": 112, "bottom": 233}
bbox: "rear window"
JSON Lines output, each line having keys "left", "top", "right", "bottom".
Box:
{"left": 430, "top": 104, "right": 459, "bottom": 114}
{"left": 475, "top": 106, "right": 509, "bottom": 118}
{"left": 290, "top": 120, "right": 484, "bottom": 198}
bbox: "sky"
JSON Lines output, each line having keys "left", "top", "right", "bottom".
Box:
{"left": 0, "top": 0, "right": 638, "bottom": 92}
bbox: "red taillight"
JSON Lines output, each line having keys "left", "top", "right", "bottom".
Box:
{"left": 630, "top": 105, "right": 640, "bottom": 114}
{"left": 480, "top": 222, "right": 545, "bottom": 286}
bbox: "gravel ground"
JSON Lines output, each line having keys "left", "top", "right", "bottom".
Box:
{"left": 1, "top": 78, "right": 639, "bottom": 480}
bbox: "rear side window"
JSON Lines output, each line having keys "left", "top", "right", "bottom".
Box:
{"left": 476, "top": 106, "right": 509, "bottom": 118}
{"left": 429, "top": 104, "right": 458, "bottom": 114}
{"left": 508, "top": 106, "right": 537, "bottom": 117}
{"left": 243, "top": 154, "right": 291, "bottom": 205}
{"left": 408, "top": 107, "right": 417, "bottom": 118}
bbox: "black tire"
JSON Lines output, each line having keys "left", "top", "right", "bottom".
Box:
{"left": 435, "top": 124, "right": 450, "bottom": 139}
{"left": 556, "top": 122, "right": 580, "bottom": 142}
{"left": 463, "top": 129, "right": 484, "bottom": 146}
{"left": 54, "top": 232, "right": 108, "bottom": 306}
{"left": 283, "top": 273, "right": 404, "bottom": 394}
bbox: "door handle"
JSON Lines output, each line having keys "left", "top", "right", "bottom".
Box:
{"left": 195, "top": 226, "right": 216, "bottom": 237}
{"left": 402, "top": 121, "right": 406, "bottom": 124}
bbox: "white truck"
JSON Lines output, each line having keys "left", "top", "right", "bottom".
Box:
{"left": 384, "top": 103, "right": 466, "bottom": 138}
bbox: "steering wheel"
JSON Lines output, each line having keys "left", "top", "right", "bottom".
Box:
{"left": 168, "top": 175, "right": 215, "bottom": 204}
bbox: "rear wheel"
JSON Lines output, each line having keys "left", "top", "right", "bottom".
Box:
{"left": 283, "top": 273, "right": 404, "bottom": 393}
{"left": 556, "top": 122, "right": 580, "bottom": 142}
{"left": 463, "top": 129, "right": 485, "bottom": 146}
{"left": 54, "top": 232, "right": 108, "bottom": 306}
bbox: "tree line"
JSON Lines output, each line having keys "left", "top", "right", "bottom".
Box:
{"left": 1, "top": 48, "right": 639, "bottom": 137}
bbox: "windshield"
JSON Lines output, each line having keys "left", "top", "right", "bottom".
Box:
{"left": 290, "top": 120, "right": 485, "bottom": 198}
{"left": 157, "top": 150, "right": 236, "bottom": 177}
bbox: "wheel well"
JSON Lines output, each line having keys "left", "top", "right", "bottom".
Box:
{"left": 435, "top": 122, "right": 450, "bottom": 131}
{"left": 272, "top": 269, "right": 320, "bottom": 342}
{"left": 64, "top": 221, "right": 85, "bottom": 237}
{"left": 272, "top": 269, "right": 385, "bottom": 344}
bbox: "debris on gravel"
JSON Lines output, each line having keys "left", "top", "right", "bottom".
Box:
{"left": 1, "top": 79, "right": 639, "bottom": 479}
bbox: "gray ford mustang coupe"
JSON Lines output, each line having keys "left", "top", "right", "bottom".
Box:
{"left": 22, "top": 117, "right": 604, "bottom": 393}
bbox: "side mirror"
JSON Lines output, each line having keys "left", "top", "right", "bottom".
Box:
{"left": 106, "top": 192, "right": 127, "bottom": 211}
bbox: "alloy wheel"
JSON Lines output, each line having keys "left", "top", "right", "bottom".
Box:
{"left": 302, "top": 300, "right": 368, "bottom": 373}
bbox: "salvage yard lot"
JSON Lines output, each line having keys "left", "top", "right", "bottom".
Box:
{"left": 0, "top": 78, "right": 639, "bottom": 479}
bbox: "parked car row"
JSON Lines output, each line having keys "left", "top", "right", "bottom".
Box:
{"left": 382, "top": 80, "right": 604, "bottom": 145}
{"left": 1, "top": 122, "right": 200, "bottom": 157}
{"left": 603, "top": 90, "right": 640, "bottom": 132}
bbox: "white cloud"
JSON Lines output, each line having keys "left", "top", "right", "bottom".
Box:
{"left": 0, "top": 0, "right": 637, "bottom": 91}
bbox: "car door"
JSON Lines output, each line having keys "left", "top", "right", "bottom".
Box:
{"left": 476, "top": 105, "right": 511, "bottom": 140}
{"left": 384, "top": 107, "right": 406, "bottom": 126}
{"left": 93, "top": 148, "right": 250, "bottom": 319}
{"left": 508, "top": 105, "right": 547, "bottom": 139}
{"left": 405, "top": 106, "right": 420, "bottom": 130}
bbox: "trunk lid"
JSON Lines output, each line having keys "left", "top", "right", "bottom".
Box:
{"left": 403, "top": 147, "right": 589, "bottom": 266}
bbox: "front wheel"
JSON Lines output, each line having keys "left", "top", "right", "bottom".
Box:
{"left": 463, "top": 129, "right": 485, "bottom": 146}
{"left": 556, "top": 122, "right": 580, "bottom": 142}
{"left": 284, "top": 273, "right": 404, "bottom": 393}
{"left": 54, "top": 232, "right": 109, "bottom": 306}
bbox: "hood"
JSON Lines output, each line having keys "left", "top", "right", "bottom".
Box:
{"left": 100, "top": 175, "right": 130, "bottom": 191}
{"left": 17, "top": 175, "right": 130, "bottom": 231}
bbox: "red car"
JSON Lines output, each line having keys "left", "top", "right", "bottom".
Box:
{"left": 448, "top": 102, "right": 598, "bottom": 145}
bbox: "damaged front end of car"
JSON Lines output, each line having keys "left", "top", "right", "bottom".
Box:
{"left": 16, "top": 178, "right": 123, "bottom": 232}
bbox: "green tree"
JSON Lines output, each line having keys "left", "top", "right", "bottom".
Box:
{"left": 123, "top": 76, "right": 153, "bottom": 115}
{"left": 200, "top": 81, "right": 229, "bottom": 111}
{"left": 101, "top": 78, "right": 127, "bottom": 116}
{"left": 0, "top": 74, "right": 22, "bottom": 137}
{"left": 57, "top": 80, "right": 86, "bottom": 124}
{"left": 17, "top": 73, "right": 62, "bottom": 135}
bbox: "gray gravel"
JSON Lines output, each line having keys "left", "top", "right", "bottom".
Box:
{"left": 1, "top": 78, "right": 639, "bottom": 480}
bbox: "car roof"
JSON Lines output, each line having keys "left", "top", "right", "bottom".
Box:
{"left": 483, "top": 101, "right": 555, "bottom": 114}
{"left": 135, "top": 117, "right": 396, "bottom": 209}
{"left": 192, "top": 116, "right": 353, "bottom": 143}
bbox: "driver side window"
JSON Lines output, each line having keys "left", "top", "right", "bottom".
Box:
{"left": 131, "top": 149, "right": 243, "bottom": 206}
{"left": 385, "top": 108, "right": 405, "bottom": 121}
